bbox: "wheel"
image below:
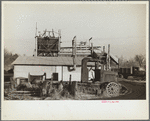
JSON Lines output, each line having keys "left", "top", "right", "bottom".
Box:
{"left": 106, "top": 82, "right": 120, "bottom": 97}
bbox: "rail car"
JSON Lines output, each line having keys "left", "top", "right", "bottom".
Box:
{"left": 111, "top": 66, "right": 146, "bottom": 79}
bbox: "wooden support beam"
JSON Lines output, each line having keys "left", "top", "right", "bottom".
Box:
{"left": 103, "top": 46, "right": 105, "bottom": 53}
{"left": 61, "top": 46, "right": 101, "bottom": 49}
{"left": 91, "top": 43, "right": 93, "bottom": 56}
{"left": 71, "top": 81, "right": 78, "bottom": 98}
{"left": 72, "top": 36, "right": 77, "bottom": 70}
{"left": 60, "top": 51, "right": 91, "bottom": 53}
{"left": 52, "top": 29, "right": 55, "bottom": 37}
{"left": 108, "top": 44, "right": 110, "bottom": 70}
{"left": 58, "top": 29, "right": 61, "bottom": 52}
{"left": 68, "top": 74, "right": 72, "bottom": 92}
{"left": 61, "top": 66, "right": 63, "bottom": 81}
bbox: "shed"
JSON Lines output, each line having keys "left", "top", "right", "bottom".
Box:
{"left": 12, "top": 54, "right": 118, "bottom": 81}
{"left": 12, "top": 56, "right": 91, "bottom": 81}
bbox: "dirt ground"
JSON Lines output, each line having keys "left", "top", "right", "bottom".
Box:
{"left": 4, "top": 78, "right": 146, "bottom": 100}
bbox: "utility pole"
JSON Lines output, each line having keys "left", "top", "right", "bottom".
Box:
{"left": 107, "top": 44, "right": 110, "bottom": 70}
{"left": 35, "top": 22, "right": 37, "bottom": 57}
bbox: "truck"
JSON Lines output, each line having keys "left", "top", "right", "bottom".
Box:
{"left": 31, "top": 37, "right": 127, "bottom": 98}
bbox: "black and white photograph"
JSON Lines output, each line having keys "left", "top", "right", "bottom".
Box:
{"left": 2, "top": 1, "right": 149, "bottom": 120}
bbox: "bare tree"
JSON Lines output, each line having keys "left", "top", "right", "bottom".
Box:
{"left": 126, "top": 58, "right": 139, "bottom": 67}
{"left": 118, "top": 56, "right": 139, "bottom": 68}
{"left": 118, "top": 55, "right": 124, "bottom": 67}
{"left": 134, "top": 54, "right": 146, "bottom": 67}
{"left": 4, "top": 48, "right": 18, "bottom": 71}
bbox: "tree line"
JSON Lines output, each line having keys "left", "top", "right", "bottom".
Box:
{"left": 4, "top": 48, "right": 146, "bottom": 71}
{"left": 118, "top": 54, "right": 146, "bottom": 70}
{"left": 4, "top": 48, "right": 18, "bottom": 71}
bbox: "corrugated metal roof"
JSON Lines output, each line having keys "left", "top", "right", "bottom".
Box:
{"left": 12, "top": 56, "right": 87, "bottom": 66}
{"left": 110, "top": 53, "right": 118, "bottom": 64}
{"left": 12, "top": 53, "right": 118, "bottom": 66}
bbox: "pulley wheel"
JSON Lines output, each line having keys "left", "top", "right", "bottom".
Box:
{"left": 106, "top": 82, "right": 120, "bottom": 97}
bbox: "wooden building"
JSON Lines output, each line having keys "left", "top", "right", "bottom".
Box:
{"left": 12, "top": 56, "right": 90, "bottom": 81}
{"left": 12, "top": 54, "right": 118, "bottom": 82}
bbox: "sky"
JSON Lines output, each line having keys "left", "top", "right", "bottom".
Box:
{"left": 2, "top": 2, "right": 148, "bottom": 59}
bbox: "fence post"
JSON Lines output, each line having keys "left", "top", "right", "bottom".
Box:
{"left": 10, "top": 77, "right": 14, "bottom": 89}
{"left": 68, "top": 74, "right": 72, "bottom": 92}
{"left": 28, "top": 73, "right": 30, "bottom": 82}
{"left": 71, "top": 81, "right": 78, "bottom": 98}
